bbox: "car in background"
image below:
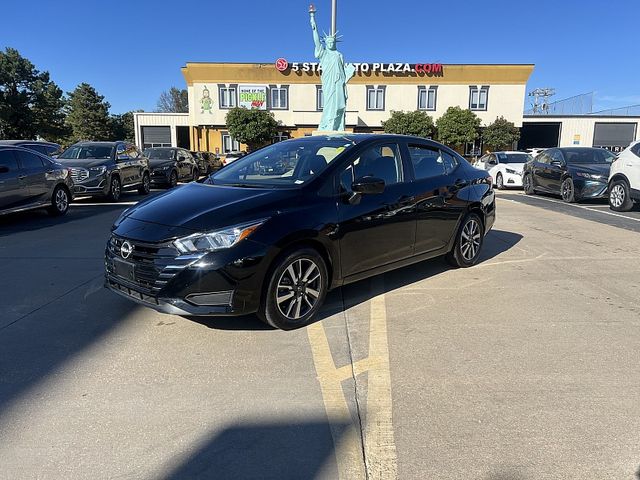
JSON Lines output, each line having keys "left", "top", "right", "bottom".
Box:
{"left": 221, "top": 151, "right": 245, "bottom": 167}
{"left": 0, "top": 140, "right": 62, "bottom": 157}
{"left": 57, "top": 141, "right": 150, "bottom": 201}
{"left": 191, "top": 151, "right": 223, "bottom": 175}
{"left": 0, "top": 145, "right": 73, "bottom": 216}
{"left": 523, "top": 147, "right": 616, "bottom": 202}
{"left": 105, "top": 134, "right": 495, "bottom": 330}
{"left": 143, "top": 147, "right": 199, "bottom": 188}
{"left": 608, "top": 140, "right": 640, "bottom": 212}
{"left": 477, "top": 151, "right": 532, "bottom": 189}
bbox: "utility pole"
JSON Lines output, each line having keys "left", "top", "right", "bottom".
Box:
{"left": 331, "top": 0, "right": 337, "bottom": 35}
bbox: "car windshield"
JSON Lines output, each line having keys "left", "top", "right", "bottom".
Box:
{"left": 59, "top": 145, "right": 113, "bottom": 160}
{"left": 496, "top": 152, "right": 532, "bottom": 163}
{"left": 563, "top": 148, "right": 616, "bottom": 164}
{"left": 144, "top": 148, "right": 175, "bottom": 160}
{"left": 211, "top": 137, "right": 357, "bottom": 187}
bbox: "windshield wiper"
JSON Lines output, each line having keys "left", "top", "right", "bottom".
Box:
{"left": 224, "top": 183, "right": 268, "bottom": 188}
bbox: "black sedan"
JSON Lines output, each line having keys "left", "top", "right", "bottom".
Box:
{"left": 105, "top": 134, "right": 495, "bottom": 330}
{"left": 523, "top": 147, "right": 616, "bottom": 202}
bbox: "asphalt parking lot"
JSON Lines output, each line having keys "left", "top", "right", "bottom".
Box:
{"left": 1, "top": 188, "right": 640, "bottom": 479}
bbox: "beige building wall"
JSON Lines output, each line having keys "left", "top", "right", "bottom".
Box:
{"left": 524, "top": 116, "right": 640, "bottom": 147}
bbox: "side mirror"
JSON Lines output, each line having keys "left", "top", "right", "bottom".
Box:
{"left": 352, "top": 176, "right": 385, "bottom": 195}
{"left": 550, "top": 160, "right": 563, "bottom": 167}
{"left": 0, "top": 166, "right": 9, "bottom": 174}
{"left": 487, "top": 160, "right": 497, "bottom": 166}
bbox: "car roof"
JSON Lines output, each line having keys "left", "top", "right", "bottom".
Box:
{"left": 72, "top": 141, "right": 121, "bottom": 146}
{"left": 493, "top": 151, "right": 529, "bottom": 154}
{"left": 0, "top": 140, "right": 59, "bottom": 146}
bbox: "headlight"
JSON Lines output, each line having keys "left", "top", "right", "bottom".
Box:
{"left": 90, "top": 166, "right": 107, "bottom": 175}
{"left": 505, "top": 168, "right": 518, "bottom": 174}
{"left": 173, "top": 219, "right": 268, "bottom": 254}
{"left": 575, "top": 172, "right": 603, "bottom": 180}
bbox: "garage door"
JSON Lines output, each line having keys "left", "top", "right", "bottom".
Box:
{"left": 142, "top": 126, "right": 171, "bottom": 148}
{"left": 593, "top": 123, "right": 636, "bottom": 152}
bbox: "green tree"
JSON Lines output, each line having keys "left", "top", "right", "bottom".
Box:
{"left": 0, "top": 47, "right": 67, "bottom": 141}
{"left": 382, "top": 110, "right": 435, "bottom": 138}
{"left": 435, "top": 106, "right": 481, "bottom": 150}
{"left": 110, "top": 111, "right": 138, "bottom": 142}
{"left": 482, "top": 116, "right": 520, "bottom": 151}
{"left": 156, "top": 87, "right": 188, "bottom": 113}
{"left": 226, "top": 107, "right": 278, "bottom": 151}
{"left": 65, "top": 83, "right": 112, "bottom": 142}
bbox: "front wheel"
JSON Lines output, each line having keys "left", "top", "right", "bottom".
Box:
{"left": 168, "top": 170, "right": 178, "bottom": 189}
{"left": 138, "top": 173, "right": 150, "bottom": 195}
{"left": 446, "top": 213, "right": 484, "bottom": 268}
{"left": 192, "top": 167, "right": 200, "bottom": 182}
{"left": 609, "top": 179, "right": 634, "bottom": 212}
{"left": 107, "top": 176, "right": 121, "bottom": 202}
{"left": 48, "top": 185, "right": 70, "bottom": 216}
{"left": 523, "top": 173, "right": 535, "bottom": 195}
{"left": 259, "top": 248, "right": 328, "bottom": 330}
{"left": 561, "top": 177, "right": 576, "bottom": 203}
{"left": 496, "top": 173, "right": 505, "bottom": 190}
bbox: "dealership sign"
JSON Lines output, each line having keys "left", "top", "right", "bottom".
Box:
{"left": 275, "top": 58, "right": 443, "bottom": 76}
{"left": 238, "top": 85, "right": 267, "bottom": 110}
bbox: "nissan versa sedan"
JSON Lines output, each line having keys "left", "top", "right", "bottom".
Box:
{"left": 105, "top": 134, "right": 495, "bottom": 330}
{"left": 523, "top": 147, "right": 616, "bottom": 202}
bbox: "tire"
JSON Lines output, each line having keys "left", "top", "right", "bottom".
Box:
{"left": 192, "top": 167, "right": 199, "bottom": 182}
{"left": 446, "top": 213, "right": 484, "bottom": 268}
{"left": 107, "top": 176, "right": 122, "bottom": 202}
{"left": 523, "top": 173, "right": 535, "bottom": 195}
{"left": 561, "top": 177, "right": 576, "bottom": 203}
{"left": 259, "top": 247, "right": 328, "bottom": 330}
{"left": 168, "top": 170, "right": 178, "bottom": 189}
{"left": 609, "top": 179, "right": 634, "bottom": 212}
{"left": 48, "top": 185, "right": 70, "bottom": 216}
{"left": 137, "top": 173, "right": 150, "bottom": 195}
{"left": 496, "top": 173, "right": 505, "bottom": 190}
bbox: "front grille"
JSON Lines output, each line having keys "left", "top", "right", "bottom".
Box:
{"left": 69, "top": 167, "right": 89, "bottom": 182}
{"left": 105, "top": 235, "right": 197, "bottom": 294}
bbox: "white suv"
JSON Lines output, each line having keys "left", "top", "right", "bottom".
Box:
{"left": 608, "top": 141, "right": 640, "bottom": 211}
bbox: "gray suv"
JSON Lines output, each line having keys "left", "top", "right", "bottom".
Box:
{"left": 0, "top": 145, "right": 74, "bottom": 216}
{"left": 56, "top": 141, "right": 150, "bottom": 201}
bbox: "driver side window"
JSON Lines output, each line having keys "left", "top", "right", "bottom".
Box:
{"left": 339, "top": 143, "right": 403, "bottom": 192}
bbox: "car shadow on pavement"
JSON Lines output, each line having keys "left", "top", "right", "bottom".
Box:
{"left": 185, "top": 229, "right": 522, "bottom": 331}
{"left": 163, "top": 419, "right": 347, "bottom": 480}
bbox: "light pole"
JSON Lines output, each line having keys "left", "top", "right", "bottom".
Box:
{"left": 331, "top": 0, "right": 337, "bottom": 35}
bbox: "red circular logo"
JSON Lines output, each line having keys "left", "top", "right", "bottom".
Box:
{"left": 275, "top": 58, "right": 289, "bottom": 72}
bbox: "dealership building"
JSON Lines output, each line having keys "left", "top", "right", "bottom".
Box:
{"left": 133, "top": 61, "right": 640, "bottom": 155}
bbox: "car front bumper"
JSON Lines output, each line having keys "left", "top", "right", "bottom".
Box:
{"left": 574, "top": 179, "right": 608, "bottom": 199}
{"left": 72, "top": 176, "right": 109, "bottom": 196}
{"left": 150, "top": 169, "right": 171, "bottom": 185}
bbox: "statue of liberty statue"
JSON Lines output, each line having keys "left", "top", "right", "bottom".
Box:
{"left": 310, "top": 4, "right": 355, "bottom": 132}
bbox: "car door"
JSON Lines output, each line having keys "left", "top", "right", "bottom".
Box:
{"left": 14, "top": 149, "right": 49, "bottom": 202}
{"left": 545, "top": 149, "right": 567, "bottom": 193}
{"left": 485, "top": 154, "right": 500, "bottom": 180}
{"left": 531, "top": 151, "right": 551, "bottom": 191}
{"left": 0, "top": 149, "right": 27, "bottom": 209}
{"left": 115, "top": 143, "right": 136, "bottom": 187}
{"left": 404, "top": 143, "right": 469, "bottom": 254}
{"left": 125, "top": 144, "right": 144, "bottom": 184}
{"left": 336, "top": 142, "right": 417, "bottom": 277}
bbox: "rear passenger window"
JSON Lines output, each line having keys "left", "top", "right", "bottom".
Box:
{"left": 631, "top": 144, "right": 640, "bottom": 157}
{"left": 440, "top": 150, "right": 458, "bottom": 173}
{"left": 0, "top": 150, "right": 19, "bottom": 171}
{"left": 408, "top": 145, "right": 446, "bottom": 179}
{"left": 16, "top": 151, "right": 45, "bottom": 170}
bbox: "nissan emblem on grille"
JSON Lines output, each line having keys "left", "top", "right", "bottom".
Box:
{"left": 120, "top": 241, "right": 133, "bottom": 259}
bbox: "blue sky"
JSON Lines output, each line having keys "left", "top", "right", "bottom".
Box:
{"left": 2, "top": 0, "right": 637, "bottom": 114}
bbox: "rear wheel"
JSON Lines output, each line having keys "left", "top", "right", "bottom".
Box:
{"left": 137, "top": 173, "right": 150, "bottom": 195}
{"left": 523, "top": 173, "right": 535, "bottom": 195}
{"left": 446, "top": 213, "right": 484, "bottom": 268}
{"left": 48, "top": 185, "right": 69, "bottom": 216}
{"left": 609, "top": 179, "right": 634, "bottom": 212}
{"left": 107, "top": 176, "right": 121, "bottom": 202}
{"left": 259, "top": 247, "right": 328, "bottom": 330}
{"left": 496, "top": 173, "right": 505, "bottom": 190}
{"left": 561, "top": 177, "right": 576, "bottom": 203}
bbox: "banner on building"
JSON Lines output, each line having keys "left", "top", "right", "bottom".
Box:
{"left": 238, "top": 85, "right": 267, "bottom": 110}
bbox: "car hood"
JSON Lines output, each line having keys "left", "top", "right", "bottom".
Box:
{"left": 149, "top": 159, "right": 174, "bottom": 169}
{"left": 56, "top": 158, "right": 113, "bottom": 168}
{"left": 121, "top": 182, "right": 300, "bottom": 234}
{"left": 568, "top": 163, "right": 611, "bottom": 177}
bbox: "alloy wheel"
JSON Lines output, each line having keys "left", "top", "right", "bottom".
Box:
{"left": 111, "top": 178, "right": 121, "bottom": 200}
{"left": 497, "top": 173, "right": 504, "bottom": 189}
{"left": 610, "top": 184, "right": 625, "bottom": 208}
{"left": 55, "top": 188, "right": 68, "bottom": 212}
{"left": 460, "top": 218, "right": 481, "bottom": 261}
{"left": 142, "top": 175, "right": 150, "bottom": 193}
{"left": 275, "top": 258, "right": 322, "bottom": 321}
{"left": 561, "top": 179, "right": 573, "bottom": 202}
{"left": 170, "top": 171, "right": 178, "bottom": 188}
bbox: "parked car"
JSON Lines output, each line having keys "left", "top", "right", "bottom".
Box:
{"left": 221, "top": 151, "right": 245, "bottom": 167}
{"left": 191, "top": 151, "right": 223, "bottom": 175}
{"left": 56, "top": 141, "right": 150, "bottom": 201}
{"left": 0, "top": 145, "right": 73, "bottom": 216}
{"left": 608, "top": 140, "right": 640, "bottom": 212}
{"left": 0, "top": 140, "right": 62, "bottom": 157}
{"left": 477, "top": 151, "right": 532, "bottom": 189}
{"left": 523, "top": 147, "right": 616, "bottom": 202}
{"left": 105, "top": 134, "right": 495, "bottom": 330}
{"left": 143, "top": 148, "right": 199, "bottom": 188}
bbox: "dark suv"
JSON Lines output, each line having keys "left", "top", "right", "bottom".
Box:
{"left": 0, "top": 140, "right": 62, "bottom": 157}
{"left": 191, "top": 151, "right": 223, "bottom": 175}
{"left": 143, "top": 148, "right": 199, "bottom": 188}
{"left": 57, "top": 141, "right": 150, "bottom": 201}
{"left": 0, "top": 145, "right": 74, "bottom": 216}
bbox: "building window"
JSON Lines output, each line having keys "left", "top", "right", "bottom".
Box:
{"left": 273, "top": 132, "right": 289, "bottom": 143}
{"left": 222, "top": 133, "right": 240, "bottom": 153}
{"left": 270, "top": 87, "right": 288, "bottom": 110}
{"left": 418, "top": 86, "right": 437, "bottom": 110}
{"left": 469, "top": 86, "right": 489, "bottom": 111}
{"left": 366, "top": 86, "right": 385, "bottom": 111}
{"left": 316, "top": 86, "right": 323, "bottom": 111}
{"left": 219, "top": 86, "right": 236, "bottom": 109}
